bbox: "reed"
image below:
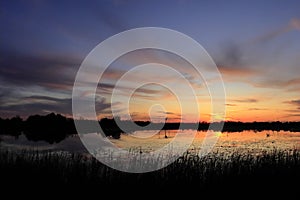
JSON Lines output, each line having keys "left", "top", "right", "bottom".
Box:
{"left": 0, "top": 148, "right": 299, "bottom": 192}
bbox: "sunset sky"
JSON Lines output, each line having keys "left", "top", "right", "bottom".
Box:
{"left": 1, "top": 0, "right": 300, "bottom": 122}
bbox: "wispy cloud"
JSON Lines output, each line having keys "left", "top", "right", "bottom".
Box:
{"left": 0, "top": 95, "right": 117, "bottom": 118}
{"left": 283, "top": 100, "right": 300, "bottom": 119}
{"left": 248, "top": 108, "right": 267, "bottom": 111}
{"left": 253, "top": 78, "right": 300, "bottom": 89}
{"left": 156, "top": 111, "right": 181, "bottom": 116}
{"left": 215, "top": 42, "right": 260, "bottom": 79}
{"left": 284, "top": 99, "right": 300, "bottom": 112}
{"left": 284, "top": 109, "right": 300, "bottom": 113}
{"left": 232, "top": 98, "right": 258, "bottom": 103}
{"left": 283, "top": 114, "right": 300, "bottom": 119}
{"left": 0, "top": 50, "right": 80, "bottom": 90}
{"left": 0, "top": 95, "right": 72, "bottom": 117}
{"left": 215, "top": 18, "right": 300, "bottom": 89}
{"left": 218, "top": 65, "right": 259, "bottom": 77}
{"left": 110, "top": 49, "right": 205, "bottom": 88}
{"left": 226, "top": 103, "right": 237, "bottom": 106}
{"left": 253, "top": 18, "right": 300, "bottom": 43}
{"left": 284, "top": 99, "right": 300, "bottom": 107}
{"left": 98, "top": 82, "right": 167, "bottom": 97}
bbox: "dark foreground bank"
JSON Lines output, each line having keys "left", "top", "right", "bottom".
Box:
{"left": 0, "top": 148, "right": 299, "bottom": 197}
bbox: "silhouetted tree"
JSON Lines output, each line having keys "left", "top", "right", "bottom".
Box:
{"left": 1, "top": 113, "right": 300, "bottom": 144}
{"left": 24, "top": 113, "right": 75, "bottom": 143}
{"left": 0, "top": 115, "right": 23, "bottom": 137}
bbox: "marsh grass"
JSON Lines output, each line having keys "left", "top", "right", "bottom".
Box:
{"left": 0, "top": 148, "right": 299, "bottom": 193}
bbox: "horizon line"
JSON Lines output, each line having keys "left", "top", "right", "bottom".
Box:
{"left": 1, "top": 112, "right": 300, "bottom": 123}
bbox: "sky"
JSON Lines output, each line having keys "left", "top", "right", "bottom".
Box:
{"left": 0, "top": 0, "right": 300, "bottom": 122}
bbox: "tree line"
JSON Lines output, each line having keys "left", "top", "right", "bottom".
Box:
{"left": 0, "top": 113, "right": 299, "bottom": 143}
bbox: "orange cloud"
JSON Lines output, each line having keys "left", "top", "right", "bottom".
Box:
{"left": 252, "top": 18, "right": 300, "bottom": 43}
{"left": 218, "top": 65, "right": 259, "bottom": 76}
{"left": 231, "top": 98, "right": 259, "bottom": 103}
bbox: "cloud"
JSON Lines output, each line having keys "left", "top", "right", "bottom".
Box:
{"left": 45, "top": 1, "right": 130, "bottom": 44}
{"left": 232, "top": 98, "right": 258, "bottom": 103}
{"left": 253, "top": 78, "right": 300, "bottom": 89}
{"left": 87, "top": 49, "right": 212, "bottom": 108}
{"left": 215, "top": 42, "right": 260, "bottom": 78}
{"left": 226, "top": 103, "right": 237, "bottom": 106}
{"left": 284, "top": 109, "right": 300, "bottom": 113}
{"left": 281, "top": 78, "right": 300, "bottom": 87}
{"left": 56, "top": 1, "right": 130, "bottom": 42}
{"left": 0, "top": 96, "right": 72, "bottom": 117}
{"left": 95, "top": 6, "right": 129, "bottom": 32}
{"left": 253, "top": 18, "right": 300, "bottom": 43}
{"left": 135, "top": 87, "right": 163, "bottom": 95}
{"left": 0, "top": 95, "right": 115, "bottom": 118}
{"left": 110, "top": 49, "right": 205, "bottom": 88}
{"left": 284, "top": 100, "right": 300, "bottom": 111}
{"left": 0, "top": 50, "right": 80, "bottom": 91}
{"left": 0, "top": 87, "right": 15, "bottom": 105}
{"left": 282, "top": 114, "right": 300, "bottom": 119}
{"left": 215, "top": 18, "right": 300, "bottom": 87}
{"left": 98, "top": 82, "right": 165, "bottom": 96}
{"left": 284, "top": 99, "right": 300, "bottom": 107}
{"left": 156, "top": 111, "right": 178, "bottom": 115}
{"left": 283, "top": 100, "right": 300, "bottom": 119}
{"left": 290, "top": 18, "right": 300, "bottom": 30}
{"left": 290, "top": 100, "right": 300, "bottom": 106}
{"left": 289, "top": 114, "right": 300, "bottom": 117}
{"left": 237, "top": 72, "right": 300, "bottom": 94}
{"left": 248, "top": 108, "right": 267, "bottom": 111}
{"left": 101, "top": 68, "right": 126, "bottom": 80}
{"left": 218, "top": 65, "right": 259, "bottom": 77}
{"left": 218, "top": 42, "right": 243, "bottom": 67}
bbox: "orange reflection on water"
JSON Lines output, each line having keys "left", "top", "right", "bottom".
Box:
{"left": 112, "top": 130, "right": 300, "bottom": 155}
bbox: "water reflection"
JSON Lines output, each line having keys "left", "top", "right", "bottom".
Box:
{"left": 1, "top": 130, "right": 299, "bottom": 156}
{"left": 111, "top": 130, "right": 300, "bottom": 155}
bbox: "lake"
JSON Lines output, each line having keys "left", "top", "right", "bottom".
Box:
{"left": 1, "top": 130, "right": 300, "bottom": 157}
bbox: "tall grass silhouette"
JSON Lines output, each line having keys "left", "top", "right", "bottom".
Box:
{"left": 1, "top": 148, "right": 299, "bottom": 192}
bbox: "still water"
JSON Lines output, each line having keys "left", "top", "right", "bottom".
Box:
{"left": 1, "top": 130, "right": 300, "bottom": 156}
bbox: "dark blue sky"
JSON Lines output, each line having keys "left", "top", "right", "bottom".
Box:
{"left": 2, "top": 0, "right": 299, "bottom": 55}
{"left": 1, "top": 0, "right": 300, "bottom": 121}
